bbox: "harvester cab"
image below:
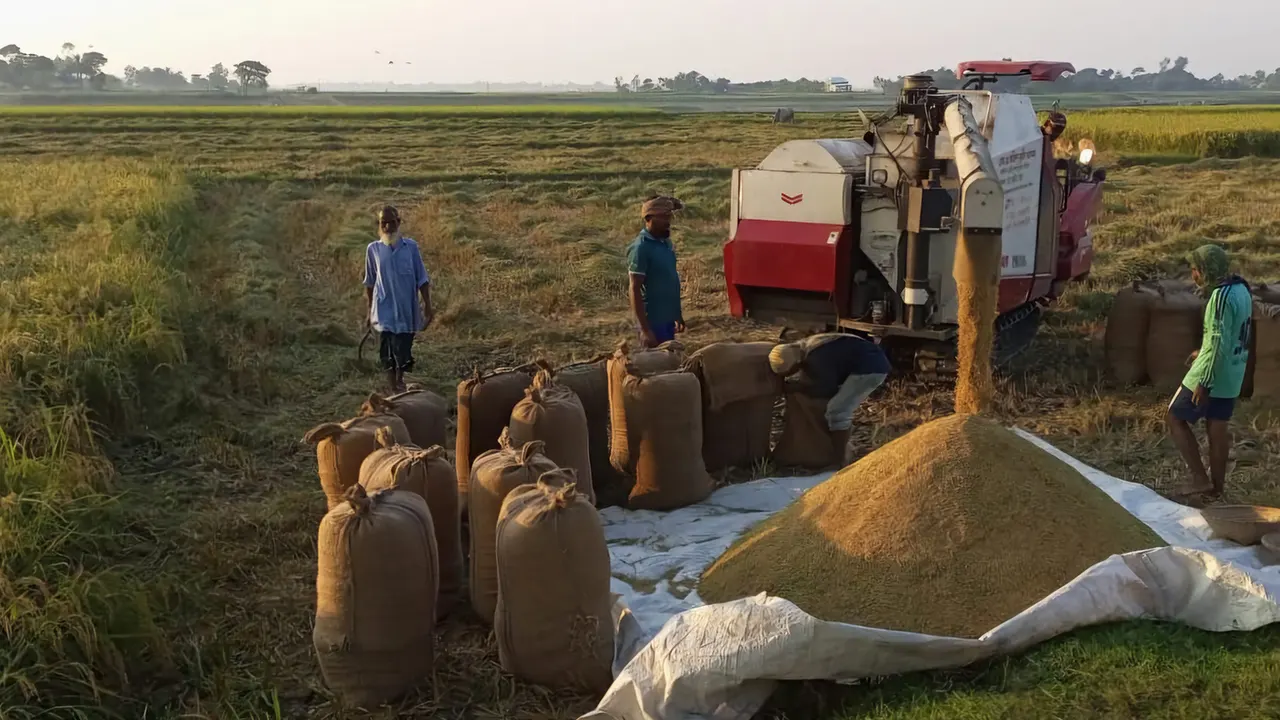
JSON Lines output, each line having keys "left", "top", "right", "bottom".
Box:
{"left": 723, "top": 61, "right": 1105, "bottom": 375}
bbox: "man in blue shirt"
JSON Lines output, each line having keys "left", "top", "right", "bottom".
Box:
{"left": 363, "top": 206, "right": 433, "bottom": 393}
{"left": 627, "top": 196, "right": 685, "bottom": 348}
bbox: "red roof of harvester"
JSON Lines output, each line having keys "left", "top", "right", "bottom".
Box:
{"left": 955, "top": 61, "right": 1076, "bottom": 82}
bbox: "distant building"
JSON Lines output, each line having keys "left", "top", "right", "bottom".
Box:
{"left": 826, "top": 76, "right": 853, "bottom": 92}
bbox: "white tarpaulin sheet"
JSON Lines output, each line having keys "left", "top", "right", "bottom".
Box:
{"left": 584, "top": 429, "right": 1280, "bottom": 720}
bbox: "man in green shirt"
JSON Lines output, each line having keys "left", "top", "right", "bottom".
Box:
{"left": 627, "top": 196, "right": 685, "bottom": 348}
{"left": 1168, "top": 244, "right": 1252, "bottom": 497}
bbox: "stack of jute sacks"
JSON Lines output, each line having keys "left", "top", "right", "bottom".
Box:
{"left": 303, "top": 386, "right": 461, "bottom": 708}
{"left": 300, "top": 335, "right": 812, "bottom": 707}
{"left": 1105, "top": 280, "right": 1280, "bottom": 400}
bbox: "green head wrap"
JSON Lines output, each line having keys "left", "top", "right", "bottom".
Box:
{"left": 1187, "top": 244, "right": 1230, "bottom": 289}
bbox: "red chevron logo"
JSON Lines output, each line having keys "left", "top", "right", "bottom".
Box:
{"left": 780, "top": 192, "right": 804, "bottom": 205}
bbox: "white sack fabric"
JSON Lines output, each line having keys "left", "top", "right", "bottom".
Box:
{"left": 584, "top": 429, "right": 1280, "bottom": 720}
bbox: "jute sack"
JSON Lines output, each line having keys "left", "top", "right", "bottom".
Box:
{"left": 361, "top": 388, "right": 448, "bottom": 450}
{"left": 456, "top": 365, "right": 536, "bottom": 513}
{"left": 686, "top": 342, "right": 780, "bottom": 471}
{"left": 1254, "top": 283, "right": 1280, "bottom": 305}
{"left": 1104, "top": 282, "right": 1160, "bottom": 385}
{"left": 1253, "top": 302, "right": 1280, "bottom": 400}
{"left": 359, "top": 429, "right": 463, "bottom": 620}
{"left": 495, "top": 469, "right": 613, "bottom": 693}
{"left": 621, "top": 368, "right": 714, "bottom": 511}
{"left": 772, "top": 392, "right": 839, "bottom": 469}
{"left": 305, "top": 414, "right": 412, "bottom": 511}
{"left": 553, "top": 355, "right": 617, "bottom": 503}
{"left": 688, "top": 341, "right": 780, "bottom": 411}
{"left": 607, "top": 341, "right": 685, "bottom": 476}
{"left": 314, "top": 485, "right": 438, "bottom": 708}
{"left": 468, "top": 434, "right": 558, "bottom": 624}
{"left": 509, "top": 369, "right": 595, "bottom": 505}
{"left": 1145, "top": 288, "right": 1205, "bottom": 390}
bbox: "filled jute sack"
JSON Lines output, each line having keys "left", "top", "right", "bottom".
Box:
{"left": 1104, "top": 282, "right": 1161, "bottom": 385}
{"left": 509, "top": 369, "right": 595, "bottom": 505}
{"left": 619, "top": 367, "right": 713, "bottom": 511}
{"left": 553, "top": 355, "right": 617, "bottom": 503}
{"left": 495, "top": 469, "right": 614, "bottom": 693}
{"left": 686, "top": 342, "right": 780, "bottom": 472}
{"left": 1145, "top": 288, "right": 1206, "bottom": 390}
{"left": 305, "top": 414, "right": 412, "bottom": 511}
{"left": 360, "top": 388, "right": 449, "bottom": 450}
{"left": 359, "top": 428, "right": 463, "bottom": 620}
{"left": 456, "top": 365, "right": 537, "bottom": 513}
{"left": 468, "top": 434, "right": 559, "bottom": 624}
{"left": 1253, "top": 302, "right": 1280, "bottom": 400}
{"left": 314, "top": 485, "right": 438, "bottom": 708}
{"left": 772, "top": 391, "right": 839, "bottom": 469}
{"left": 607, "top": 341, "right": 686, "bottom": 477}
{"left": 1254, "top": 283, "right": 1280, "bottom": 306}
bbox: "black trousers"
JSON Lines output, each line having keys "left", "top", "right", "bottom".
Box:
{"left": 379, "top": 332, "right": 415, "bottom": 371}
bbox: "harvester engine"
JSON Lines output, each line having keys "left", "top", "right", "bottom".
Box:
{"left": 723, "top": 61, "right": 1105, "bottom": 375}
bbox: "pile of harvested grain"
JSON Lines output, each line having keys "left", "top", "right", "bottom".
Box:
{"left": 953, "top": 230, "right": 1002, "bottom": 415}
{"left": 699, "top": 414, "right": 1162, "bottom": 638}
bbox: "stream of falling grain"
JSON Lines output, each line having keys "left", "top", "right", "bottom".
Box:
{"left": 954, "top": 230, "right": 1002, "bottom": 416}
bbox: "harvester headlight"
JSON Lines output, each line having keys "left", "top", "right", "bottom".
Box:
{"left": 1078, "top": 138, "right": 1096, "bottom": 165}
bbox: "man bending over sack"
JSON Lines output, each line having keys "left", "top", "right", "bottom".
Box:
{"left": 769, "top": 332, "right": 891, "bottom": 454}
{"left": 363, "top": 205, "right": 434, "bottom": 394}
{"left": 1168, "top": 244, "right": 1252, "bottom": 498}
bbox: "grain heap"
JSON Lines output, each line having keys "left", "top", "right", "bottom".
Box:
{"left": 699, "top": 414, "right": 1162, "bottom": 638}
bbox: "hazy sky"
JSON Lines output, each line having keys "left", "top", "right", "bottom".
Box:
{"left": 9, "top": 0, "right": 1279, "bottom": 86}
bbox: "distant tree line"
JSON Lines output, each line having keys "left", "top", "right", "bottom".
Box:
{"left": 0, "top": 42, "right": 272, "bottom": 94}
{"left": 619, "top": 58, "right": 1280, "bottom": 95}
{"left": 873, "top": 57, "right": 1280, "bottom": 94}
{"left": 613, "top": 71, "right": 825, "bottom": 94}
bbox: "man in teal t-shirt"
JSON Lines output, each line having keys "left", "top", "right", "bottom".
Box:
{"left": 1168, "top": 244, "right": 1252, "bottom": 497}
{"left": 627, "top": 195, "right": 685, "bottom": 348}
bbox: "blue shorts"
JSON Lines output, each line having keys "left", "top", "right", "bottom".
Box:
{"left": 642, "top": 321, "right": 678, "bottom": 345}
{"left": 1169, "top": 385, "right": 1235, "bottom": 423}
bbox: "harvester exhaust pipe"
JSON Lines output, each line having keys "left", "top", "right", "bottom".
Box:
{"left": 898, "top": 75, "right": 943, "bottom": 330}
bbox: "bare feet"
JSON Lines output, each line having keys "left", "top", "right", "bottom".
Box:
{"left": 1173, "top": 478, "right": 1219, "bottom": 499}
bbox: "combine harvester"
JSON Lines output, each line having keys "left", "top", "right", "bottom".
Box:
{"left": 724, "top": 61, "right": 1107, "bottom": 374}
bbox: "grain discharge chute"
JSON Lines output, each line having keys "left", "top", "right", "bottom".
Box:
{"left": 723, "top": 61, "right": 1106, "bottom": 374}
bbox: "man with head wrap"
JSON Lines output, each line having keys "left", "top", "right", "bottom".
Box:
{"left": 627, "top": 195, "right": 685, "bottom": 348}
{"left": 363, "top": 205, "right": 434, "bottom": 393}
{"left": 1167, "top": 244, "right": 1252, "bottom": 497}
{"left": 768, "top": 332, "right": 890, "bottom": 462}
